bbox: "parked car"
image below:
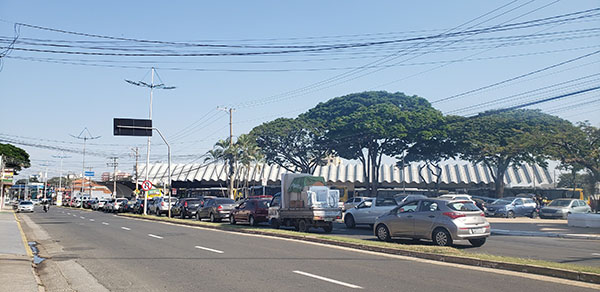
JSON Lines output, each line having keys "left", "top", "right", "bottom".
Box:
{"left": 31, "top": 199, "right": 41, "bottom": 206}
{"left": 438, "top": 194, "right": 474, "bottom": 202}
{"left": 485, "top": 197, "right": 538, "bottom": 218}
{"left": 92, "top": 200, "right": 107, "bottom": 211}
{"left": 344, "top": 197, "right": 398, "bottom": 228}
{"left": 471, "top": 198, "right": 488, "bottom": 213}
{"left": 343, "top": 196, "right": 369, "bottom": 211}
{"left": 150, "top": 197, "right": 178, "bottom": 216}
{"left": 229, "top": 198, "right": 270, "bottom": 226}
{"left": 374, "top": 198, "right": 490, "bottom": 247}
{"left": 197, "top": 198, "right": 236, "bottom": 222}
{"left": 171, "top": 198, "right": 204, "bottom": 219}
{"left": 84, "top": 198, "right": 96, "bottom": 209}
{"left": 112, "top": 198, "right": 128, "bottom": 213}
{"left": 540, "top": 199, "right": 592, "bottom": 219}
{"left": 103, "top": 199, "right": 115, "bottom": 212}
{"left": 394, "top": 194, "right": 427, "bottom": 205}
{"left": 16, "top": 200, "right": 34, "bottom": 213}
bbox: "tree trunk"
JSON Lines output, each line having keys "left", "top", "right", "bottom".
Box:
{"left": 495, "top": 167, "right": 507, "bottom": 198}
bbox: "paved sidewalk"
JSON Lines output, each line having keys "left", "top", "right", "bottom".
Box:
{"left": 0, "top": 207, "right": 40, "bottom": 292}
{"left": 488, "top": 217, "right": 600, "bottom": 240}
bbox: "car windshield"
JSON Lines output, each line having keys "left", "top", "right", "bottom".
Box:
{"left": 257, "top": 200, "right": 269, "bottom": 208}
{"left": 492, "top": 199, "right": 512, "bottom": 205}
{"left": 548, "top": 200, "right": 572, "bottom": 207}
{"left": 376, "top": 198, "right": 398, "bottom": 206}
{"left": 447, "top": 201, "right": 481, "bottom": 212}
{"left": 216, "top": 198, "right": 235, "bottom": 204}
{"left": 20, "top": 201, "right": 33, "bottom": 205}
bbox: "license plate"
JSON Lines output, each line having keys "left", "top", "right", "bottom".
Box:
{"left": 487, "top": 212, "right": 495, "bottom": 216}
{"left": 471, "top": 228, "right": 486, "bottom": 234}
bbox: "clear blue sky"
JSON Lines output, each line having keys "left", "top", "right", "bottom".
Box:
{"left": 1, "top": 0, "right": 599, "bottom": 180}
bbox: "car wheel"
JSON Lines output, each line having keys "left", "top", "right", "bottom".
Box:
{"left": 344, "top": 214, "right": 356, "bottom": 229}
{"left": 296, "top": 219, "right": 308, "bottom": 233}
{"left": 156, "top": 210, "right": 161, "bottom": 217}
{"left": 468, "top": 238, "right": 487, "bottom": 247}
{"left": 249, "top": 215, "right": 257, "bottom": 226}
{"left": 270, "top": 218, "right": 280, "bottom": 229}
{"left": 196, "top": 213, "right": 201, "bottom": 221}
{"left": 564, "top": 212, "right": 570, "bottom": 219}
{"left": 530, "top": 210, "right": 539, "bottom": 219}
{"left": 507, "top": 210, "right": 515, "bottom": 218}
{"left": 376, "top": 224, "right": 391, "bottom": 242}
{"left": 229, "top": 214, "right": 236, "bottom": 224}
{"left": 432, "top": 228, "right": 453, "bottom": 247}
{"left": 210, "top": 213, "right": 217, "bottom": 222}
{"left": 322, "top": 222, "right": 333, "bottom": 233}
{"left": 180, "top": 211, "right": 186, "bottom": 219}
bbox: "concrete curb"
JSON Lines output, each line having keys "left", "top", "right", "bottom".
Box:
{"left": 491, "top": 229, "right": 600, "bottom": 240}
{"left": 118, "top": 214, "right": 600, "bottom": 285}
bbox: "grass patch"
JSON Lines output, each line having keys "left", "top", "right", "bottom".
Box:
{"left": 120, "top": 213, "right": 600, "bottom": 275}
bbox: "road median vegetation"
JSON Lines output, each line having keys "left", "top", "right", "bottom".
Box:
{"left": 119, "top": 213, "right": 600, "bottom": 284}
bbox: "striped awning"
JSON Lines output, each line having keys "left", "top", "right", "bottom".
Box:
{"left": 138, "top": 162, "right": 553, "bottom": 189}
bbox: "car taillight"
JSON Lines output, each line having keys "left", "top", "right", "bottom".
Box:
{"left": 161, "top": 202, "right": 164, "bottom": 207}
{"left": 443, "top": 212, "right": 466, "bottom": 219}
{"left": 480, "top": 212, "right": 485, "bottom": 217}
{"left": 184, "top": 201, "right": 188, "bottom": 207}
{"left": 217, "top": 205, "right": 223, "bottom": 210}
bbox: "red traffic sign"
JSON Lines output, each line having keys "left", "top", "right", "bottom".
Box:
{"left": 141, "top": 180, "right": 153, "bottom": 191}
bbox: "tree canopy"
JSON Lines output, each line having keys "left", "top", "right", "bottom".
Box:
{"left": 0, "top": 143, "right": 31, "bottom": 174}
{"left": 302, "top": 91, "right": 443, "bottom": 195}
{"left": 454, "top": 109, "right": 570, "bottom": 197}
{"left": 551, "top": 121, "right": 600, "bottom": 185}
{"left": 249, "top": 117, "right": 328, "bottom": 174}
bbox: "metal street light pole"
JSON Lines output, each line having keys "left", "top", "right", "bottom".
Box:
{"left": 126, "top": 68, "right": 175, "bottom": 215}
{"left": 217, "top": 106, "right": 235, "bottom": 199}
{"left": 52, "top": 154, "right": 70, "bottom": 204}
{"left": 71, "top": 128, "right": 100, "bottom": 209}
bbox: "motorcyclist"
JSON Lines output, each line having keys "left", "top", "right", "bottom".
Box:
{"left": 43, "top": 199, "right": 50, "bottom": 212}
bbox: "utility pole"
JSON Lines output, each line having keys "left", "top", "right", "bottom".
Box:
{"left": 107, "top": 157, "right": 119, "bottom": 199}
{"left": 218, "top": 106, "right": 235, "bottom": 199}
{"left": 131, "top": 147, "right": 140, "bottom": 197}
{"left": 71, "top": 128, "right": 100, "bottom": 208}
{"left": 0, "top": 155, "right": 4, "bottom": 210}
{"left": 52, "top": 154, "right": 70, "bottom": 204}
{"left": 126, "top": 68, "right": 175, "bottom": 215}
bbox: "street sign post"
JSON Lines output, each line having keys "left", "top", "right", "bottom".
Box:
{"left": 113, "top": 118, "right": 152, "bottom": 137}
{"left": 141, "top": 180, "right": 153, "bottom": 191}
{"left": 84, "top": 171, "right": 94, "bottom": 177}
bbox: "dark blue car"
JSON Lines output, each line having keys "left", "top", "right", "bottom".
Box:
{"left": 485, "top": 197, "right": 538, "bottom": 218}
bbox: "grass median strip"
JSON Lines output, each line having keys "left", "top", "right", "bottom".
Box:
{"left": 118, "top": 213, "right": 600, "bottom": 277}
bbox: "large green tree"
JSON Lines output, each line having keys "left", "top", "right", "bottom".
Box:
{"left": 249, "top": 118, "right": 329, "bottom": 174}
{"left": 551, "top": 122, "right": 600, "bottom": 196}
{"left": 403, "top": 115, "right": 462, "bottom": 192}
{"left": 454, "top": 109, "right": 569, "bottom": 197}
{"left": 302, "top": 91, "right": 443, "bottom": 195}
{"left": 0, "top": 143, "right": 31, "bottom": 174}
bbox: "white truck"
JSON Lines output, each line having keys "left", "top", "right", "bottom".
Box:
{"left": 268, "top": 173, "right": 341, "bottom": 233}
{"left": 343, "top": 197, "right": 399, "bottom": 228}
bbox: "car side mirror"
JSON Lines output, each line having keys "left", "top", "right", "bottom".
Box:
{"left": 511, "top": 203, "right": 516, "bottom": 206}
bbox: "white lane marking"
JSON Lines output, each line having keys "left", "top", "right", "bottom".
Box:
{"left": 67, "top": 213, "right": 71, "bottom": 215}
{"left": 73, "top": 214, "right": 77, "bottom": 217}
{"left": 102, "top": 222, "right": 109, "bottom": 225}
{"left": 80, "top": 216, "right": 85, "bottom": 219}
{"left": 194, "top": 245, "right": 224, "bottom": 254}
{"left": 121, "top": 227, "right": 131, "bottom": 230}
{"left": 593, "top": 253, "right": 600, "bottom": 256}
{"left": 293, "top": 270, "right": 363, "bottom": 289}
{"left": 89, "top": 219, "right": 95, "bottom": 222}
{"left": 148, "top": 234, "right": 163, "bottom": 239}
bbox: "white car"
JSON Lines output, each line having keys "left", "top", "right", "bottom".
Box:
{"left": 17, "top": 201, "right": 35, "bottom": 213}
{"left": 344, "top": 197, "right": 398, "bottom": 228}
{"left": 438, "top": 194, "right": 474, "bottom": 203}
{"left": 343, "top": 196, "right": 370, "bottom": 211}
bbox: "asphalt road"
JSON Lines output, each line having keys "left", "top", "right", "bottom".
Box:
{"left": 20, "top": 207, "right": 599, "bottom": 292}
{"left": 325, "top": 222, "right": 600, "bottom": 267}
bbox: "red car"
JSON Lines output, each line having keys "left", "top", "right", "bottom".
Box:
{"left": 229, "top": 198, "right": 270, "bottom": 226}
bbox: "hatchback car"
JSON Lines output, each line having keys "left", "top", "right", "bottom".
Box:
{"left": 540, "top": 199, "right": 591, "bottom": 219}
{"left": 343, "top": 196, "right": 370, "bottom": 211}
{"left": 197, "top": 198, "right": 236, "bottom": 222}
{"left": 17, "top": 200, "right": 35, "bottom": 213}
{"left": 374, "top": 198, "right": 490, "bottom": 247}
{"left": 171, "top": 198, "right": 204, "bottom": 219}
{"left": 485, "top": 197, "right": 538, "bottom": 218}
{"left": 229, "top": 198, "right": 270, "bottom": 226}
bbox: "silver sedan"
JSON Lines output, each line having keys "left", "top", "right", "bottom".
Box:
{"left": 373, "top": 198, "right": 490, "bottom": 247}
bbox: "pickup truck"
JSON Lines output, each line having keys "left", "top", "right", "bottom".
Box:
{"left": 268, "top": 173, "right": 341, "bottom": 233}
{"left": 344, "top": 197, "right": 398, "bottom": 228}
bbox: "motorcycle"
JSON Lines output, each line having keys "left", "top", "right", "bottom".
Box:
{"left": 43, "top": 204, "right": 48, "bottom": 213}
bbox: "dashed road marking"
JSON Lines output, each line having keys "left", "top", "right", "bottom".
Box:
{"left": 592, "top": 253, "right": 600, "bottom": 256}
{"left": 80, "top": 216, "right": 85, "bottom": 219}
{"left": 148, "top": 234, "right": 163, "bottom": 239}
{"left": 121, "top": 227, "right": 131, "bottom": 230}
{"left": 194, "top": 245, "right": 224, "bottom": 254}
{"left": 293, "top": 270, "right": 363, "bottom": 289}
{"left": 102, "top": 222, "right": 109, "bottom": 225}
{"left": 89, "top": 219, "right": 95, "bottom": 222}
